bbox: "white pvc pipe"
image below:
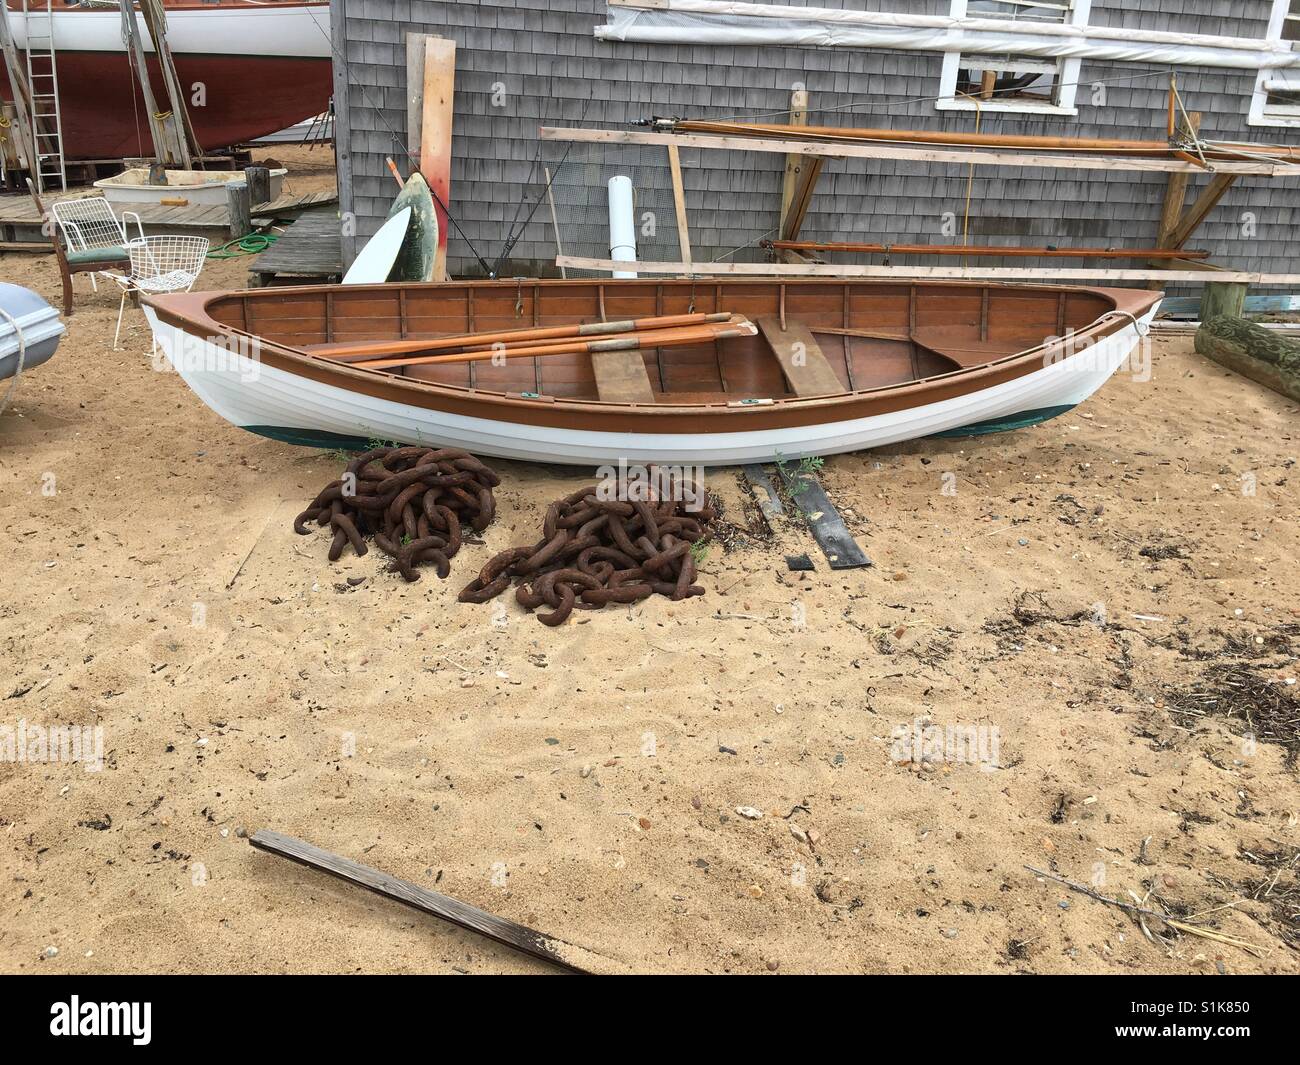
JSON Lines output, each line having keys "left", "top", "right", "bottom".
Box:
{"left": 607, "top": 175, "right": 638, "bottom": 279}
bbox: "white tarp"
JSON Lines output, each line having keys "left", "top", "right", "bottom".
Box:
{"left": 597, "top": 3, "right": 1300, "bottom": 71}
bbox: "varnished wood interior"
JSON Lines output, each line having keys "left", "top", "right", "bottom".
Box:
{"left": 204, "top": 280, "right": 1117, "bottom": 405}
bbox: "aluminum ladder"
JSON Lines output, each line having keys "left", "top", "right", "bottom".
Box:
{"left": 21, "top": 0, "right": 66, "bottom": 192}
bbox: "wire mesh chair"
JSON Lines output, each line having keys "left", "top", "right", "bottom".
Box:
{"left": 112, "top": 235, "right": 209, "bottom": 349}
{"left": 50, "top": 196, "right": 143, "bottom": 287}
{"left": 49, "top": 196, "right": 145, "bottom": 300}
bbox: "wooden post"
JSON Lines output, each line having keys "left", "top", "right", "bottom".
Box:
{"left": 244, "top": 165, "right": 271, "bottom": 209}
{"left": 779, "top": 88, "right": 810, "bottom": 237}
{"left": 0, "top": 10, "right": 39, "bottom": 177}
{"left": 1199, "top": 281, "right": 1248, "bottom": 321}
{"left": 406, "top": 32, "right": 428, "bottom": 163}
{"left": 117, "top": 0, "right": 186, "bottom": 166}
{"left": 137, "top": 0, "right": 201, "bottom": 167}
{"left": 417, "top": 37, "right": 455, "bottom": 281}
{"left": 666, "top": 143, "right": 692, "bottom": 266}
{"left": 544, "top": 165, "right": 565, "bottom": 278}
{"left": 1169, "top": 173, "right": 1240, "bottom": 248}
{"left": 226, "top": 180, "right": 251, "bottom": 240}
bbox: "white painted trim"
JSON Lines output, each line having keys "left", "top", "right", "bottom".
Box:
{"left": 5, "top": 4, "right": 332, "bottom": 59}
{"left": 1250, "top": 1, "right": 1300, "bottom": 128}
{"left": 601, "top": 0, "right": 1300, "bottom": 70}
{"left": 935, "top": 0, "right": 1086, "bottom": 117}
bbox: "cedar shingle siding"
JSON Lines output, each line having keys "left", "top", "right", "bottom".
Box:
{"left": 331, "top": 0, "right": 1300, "bottom": 287}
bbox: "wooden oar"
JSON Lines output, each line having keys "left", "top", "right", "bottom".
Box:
{"left": 354, "top": 320, "right": 757, "bottom": 372}
{"left": 351, "top": 314, "right": 754, "bottom": 369}
{"left": 313, "top": 312, "right": 734, "bottom": 362}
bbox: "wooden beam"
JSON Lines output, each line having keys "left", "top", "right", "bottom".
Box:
{"left": 771, "top": 240, "right": 1211, "bottom": 259}
{"left": 117, "top": 0, "right": 188, "bottom": 167}
{"left": 544, "top": 165, "right": 566, "bottom": 278}
{"left": 406, "top": 32, "right": 430, "bottom": 163}
{"left": 666, "top": 143, "right": 692, "bottom": 266}
{"left": 0, "top": 13, "right": 38, "bottom": 175}
{"left": 418, "top": 37, "right": 456, "bottom": 281}
{"left": 556, "top": 255, "right": 1300, "bottom": 284}
{"left": 1168, "top": 172, "right": 1240, "bottom": 249}
{"left": 539, "top": 126, "right": 1300, "bottom": 176}
{"left": 779, "top": 87, "right": 809, "bottom": 238}
{"left": 780, "top": 155, "right": 825, "bottom": 241}
{"left": 1150, "top": 111, "right": 1199, "bottom": 293}
{"left": 137, "top": 0, "right": 202, "bottom": 164}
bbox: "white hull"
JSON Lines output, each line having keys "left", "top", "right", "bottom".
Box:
{"left": 143, "top": 306, "right": 1155, "bottom": 466}
{"left": 95, "top": 168, "right": 287, "bottom": 207}
{"left": 7, "top": 5, "right": 331, "bottom": 59}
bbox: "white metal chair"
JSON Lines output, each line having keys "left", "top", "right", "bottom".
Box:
{"left": 112, "top": 235, "right": 209, "bottom": 349}
{"left": 49, "top": 196, "right": 146, "bottom": 312}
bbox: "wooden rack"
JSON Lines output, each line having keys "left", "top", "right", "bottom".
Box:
{"left": 540, "top": 106, "right": 1300, "bottom": 305}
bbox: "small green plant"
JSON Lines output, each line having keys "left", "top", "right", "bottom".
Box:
{"left": 772, "top": 452, "right": 825, "bottom": 523}
{"left": 689, "top": 538, "right": 710, "bottom": 565}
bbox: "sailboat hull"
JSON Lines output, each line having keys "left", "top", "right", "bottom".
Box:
{"left": 1, "top": 3, "right": 332, "bottom": 159}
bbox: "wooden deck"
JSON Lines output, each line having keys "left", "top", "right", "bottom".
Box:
{"left": 0, "top": 188, "right": 337, "bottom": 245}
{"left": 247, "top": 206, "right": 344, "bottom": 285}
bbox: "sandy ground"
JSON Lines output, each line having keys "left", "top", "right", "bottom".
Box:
{"left": 1, "top": 148, "right": 1298, "bottom": 974}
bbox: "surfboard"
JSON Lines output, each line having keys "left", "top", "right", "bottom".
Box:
{"left": 341, "top": 207, "right": 412, "bottom": 286}
{"left": 387, "top": 173, "right": 439, "bottom": 283}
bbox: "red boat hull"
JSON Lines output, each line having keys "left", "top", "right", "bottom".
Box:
{"left": 3, "top": 51, "right": 332, "bottom": 160}
{"left": 57, "top": 50, "right": 330, "bottom": 157}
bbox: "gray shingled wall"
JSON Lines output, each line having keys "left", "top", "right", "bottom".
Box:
{"left": 330, "top": 0, "right": 1300, "bottom": 289}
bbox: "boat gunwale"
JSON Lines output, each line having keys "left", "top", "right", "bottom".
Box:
{"left": 143, "top": 278, "right": 1159, "bottom": 425}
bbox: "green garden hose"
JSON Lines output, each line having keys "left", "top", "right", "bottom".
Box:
{"left": 207, "top": 233, "right": 279, "bottom": 259}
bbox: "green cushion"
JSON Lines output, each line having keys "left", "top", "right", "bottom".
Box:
{"left": 65, "top": 245, "right": 129, "bottom": 265}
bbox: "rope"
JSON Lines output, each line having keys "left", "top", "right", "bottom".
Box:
{"left": 207, "top": 233, "right": 278, "bottom": 259}
{"left": 0, "top": 305, "right": 28, "bottom": 419}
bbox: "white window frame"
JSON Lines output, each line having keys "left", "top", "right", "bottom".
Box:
{"left": 1249, "top": 0, "right": 1300, "bottom": 127}
{"left": 936, "top": 0, "right": 1091, "bottom": 117}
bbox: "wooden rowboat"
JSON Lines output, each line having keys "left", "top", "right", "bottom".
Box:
{"left": 142, "top": 279, "right": 1161, "bottom": 466}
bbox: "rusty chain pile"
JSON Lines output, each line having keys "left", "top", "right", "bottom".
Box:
{"left": 294, "top": 446, "right": 500, "bottom": 581}
{"left": 458, "top": 485, "right": 714, "bottom": 626}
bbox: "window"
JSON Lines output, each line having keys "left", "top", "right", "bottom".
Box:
{"left": 1250, "top": 0, "right": 1300, "bottom": 126}
{"left": 937, "top": 0, "right": 1091, "bottom": 117}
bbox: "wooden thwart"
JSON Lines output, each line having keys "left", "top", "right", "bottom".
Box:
{"left": 249, "top": 829, "right": 596, "bottom": 974}
{"left": 756, "top": 315, "right": 847, "bottom": 397}
{"left": 591, "top": 348, "right": 656, "bottom": 403}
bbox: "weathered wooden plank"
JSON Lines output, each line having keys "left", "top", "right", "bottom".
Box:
{"left": 556, "top": 256, "right": 1300, "bottom": 284}
{"left": 248, "top": 829, "right": 595, "bottom": 974}
{"left": 419, "top": 36, "right": 456, "bottom": 281}
{"left": 590, "top": 348, "right": 656, "bottom": 403}
{"left": 539, "top": 126, "right": 1300, "bottom": 176}
{"left": 666, "top": 143, "right": 692, "bottom": 266}
{"left": 741, "top": 464, "right": 785, "bottom": 524}
{"left": 756, "top": 314, "right": 845, "bottom": 397}
{"left": 774, "top": 466, "right": 872, "bottom": 570}
{"left": 249, "top": 207, "right": 344, "bottom": 279}
{"left": 1168, "top": 173, "right": 1240, "bottom": 249}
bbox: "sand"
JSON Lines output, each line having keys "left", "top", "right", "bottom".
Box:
{"left": 2, "top": 149, "right": 1298, "bottom": 974}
